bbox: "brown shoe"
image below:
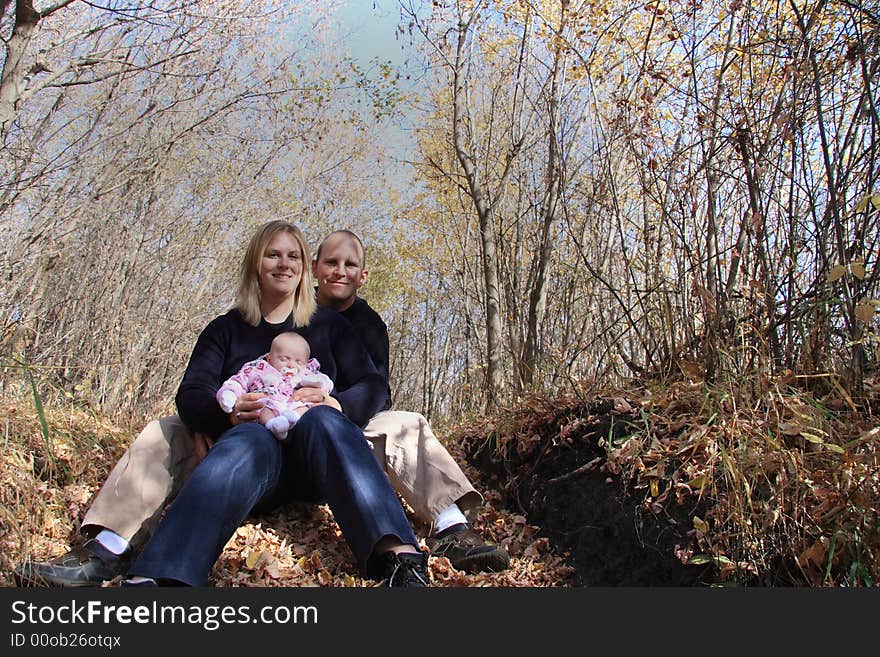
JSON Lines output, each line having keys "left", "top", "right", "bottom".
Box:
{"left": 427, "top": 523, "right": 510, "bottom": 573}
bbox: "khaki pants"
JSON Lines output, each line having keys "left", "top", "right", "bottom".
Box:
{"left": 82, "top": 411, "right": 481, "bottom": 548}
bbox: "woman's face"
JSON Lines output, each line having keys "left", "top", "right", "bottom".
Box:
{"left": 259, "top": 231, "right": 303, "bottom": 301}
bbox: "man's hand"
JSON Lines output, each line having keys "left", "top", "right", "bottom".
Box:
{"left": 229, "top": 392, "right": 268, "bottom": 426}
{"left": 192, "top": 432, "right": 215, "bottom": 462}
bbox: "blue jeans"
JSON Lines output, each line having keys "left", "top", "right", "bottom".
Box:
{"left": 128, "top": 406, "right": 418, "bottom": 586}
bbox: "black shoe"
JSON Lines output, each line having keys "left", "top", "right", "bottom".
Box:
{"left": 426, "top": 523, "right": 511, "bottom": 573}
{"left": 13, "top": 539, "right": 130, "bottom": 587}
{"left": 367, "top": 551, "right": 430, "bottom": 587}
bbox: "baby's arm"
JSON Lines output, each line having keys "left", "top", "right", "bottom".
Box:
{"left": 289, "top": 373, "right": 337, "bottom": 413}
{"left": 297, "top": 372, "right": 334, "bottom": 396}
{"left": 216, "top": 372, "right": 250, "bottom": 413}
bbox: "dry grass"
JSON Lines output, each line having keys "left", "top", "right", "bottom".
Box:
{"left": 0, "top": 378, "right": 574, "bottom": 588}
{"left": 0, "top": 380, "right": 134, "bottom": 586}
{"left": 4, "top": 367, "right": 877, "bottom": 587}
{"left": 444, "top": 372, "right": 880, "bottom": 586}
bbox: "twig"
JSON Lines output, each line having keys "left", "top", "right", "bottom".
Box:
{"left": 547, "top": 456, "right": 603, "bottom": 485}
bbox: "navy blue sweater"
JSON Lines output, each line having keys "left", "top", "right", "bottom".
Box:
{"left": 175, "top": 307, "right": 389, "bottom": 437}
{"left": 339, "top": 297, "right": 391, "bottom": 406}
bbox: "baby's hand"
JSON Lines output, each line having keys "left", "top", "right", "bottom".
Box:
{"left": 218, "top": 390, "right": 238, "bottom": 413}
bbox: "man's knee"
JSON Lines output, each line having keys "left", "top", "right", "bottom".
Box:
{"left": 370, "top": 410, "right": 427, "bottom": 438}
{"left": 387, "top": 410, "right": 425, "bottom": 424}
{"left": 131, "top": 418, "right": 169, "bottom": 449}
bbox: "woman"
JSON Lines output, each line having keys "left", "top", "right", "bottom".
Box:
{"left": 123, "top": 220, "right": 429, "bottom": 587}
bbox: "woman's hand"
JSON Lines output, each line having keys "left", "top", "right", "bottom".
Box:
{"left": 293, "top": 385, "right": 341, "bottom": 412}
{"left": 229, "top": 392, "right": 267, "bottom": 426}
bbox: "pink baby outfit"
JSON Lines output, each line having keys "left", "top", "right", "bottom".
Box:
{"left": 216, "top": 356, "right": 334, "bottom": 438}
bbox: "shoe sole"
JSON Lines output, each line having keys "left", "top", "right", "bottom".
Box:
{"left": 13, "top": 568, "right": 110, "bottom": 588}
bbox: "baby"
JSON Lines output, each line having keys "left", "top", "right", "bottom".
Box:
{"left": 216, "top": 331, "right": 334, "bottom": 439}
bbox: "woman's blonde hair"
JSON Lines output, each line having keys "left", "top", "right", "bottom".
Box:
{"left": 236, "top": 221, "right": 316, "bottom": 327}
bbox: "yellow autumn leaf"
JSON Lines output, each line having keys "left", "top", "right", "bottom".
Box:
{"left": 693, "top": 516, "right": 710, "bottom": 533}
{"left": 245, "top": 550, "right": 260, "bottom": 569}
{"left": 872, "top": 194, "right": 880, "bottom": 211}
{"left": 850, "top": 261, "right": 866, "bottom": 279}
{"left": 650, "top": 479, "right": 659, "bottom": 497}
{"left": 687, "top": 474, "right": 709, "bottom": 490}
{"left": 854, "top": 195, "right": 870, "bottom": 213}
{"left": 827, "top": 265, "right": 846, "bottom": 282}
{"left": 855, "top": 301, "right": 875, "bottom": 323}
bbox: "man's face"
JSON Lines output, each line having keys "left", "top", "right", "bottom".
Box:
{"left": 313, "top": 234, "right": 367, "bottom": 310}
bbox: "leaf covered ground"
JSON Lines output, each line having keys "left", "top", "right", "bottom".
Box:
{"left": 0, "top": 391, "right": 575, "bottom": 588}
{"left": 2, "top": 369, "right": 878, "bottom": 587}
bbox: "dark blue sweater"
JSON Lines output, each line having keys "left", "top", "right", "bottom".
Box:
{"left": 175, "top": 307, "right": 389, "bottom": 437}
{"left": 339, "top": 297, "right": 391, "bottom": 406}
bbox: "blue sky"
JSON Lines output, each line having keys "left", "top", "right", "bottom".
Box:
{"left": 340, "top": 0, "right": 409, "bottom": 68}
{"left": 336, "top": 1, "right": 427, "bottom": 161}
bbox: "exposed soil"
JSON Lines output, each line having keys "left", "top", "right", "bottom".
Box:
{"left": 455, "top": 397, "right": 715, "bottom": 586}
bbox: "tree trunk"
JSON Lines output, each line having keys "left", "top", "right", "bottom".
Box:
{"left": 522, "top": 0, "right": 568, "bottom": 388}
{"left": 0, "top": 0, "right": 74, "bottom": 136}
{"left": 451, "top": 12, "right": 505, "bottom": 404}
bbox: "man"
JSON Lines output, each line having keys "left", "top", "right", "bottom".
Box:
{"left": 14, "top": 230, "right": 508, "bottom": 588}
{"left": 313, "top": 230, "right": 508, "bottom": 572}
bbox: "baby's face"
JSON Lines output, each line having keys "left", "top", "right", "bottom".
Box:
{"left": 268, "top": 335, "right": 309, "bottom": 370}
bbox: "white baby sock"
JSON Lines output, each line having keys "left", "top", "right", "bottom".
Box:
{"left": 264, "top": 415, "right": 290, "bottom": 439}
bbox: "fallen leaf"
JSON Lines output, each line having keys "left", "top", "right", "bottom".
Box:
{"left": 264, "top": 560, "right": 281, "bottom": 579}
{"left": 797, "top": 537, "right": 828, "bottom": 568}
{"left": 687, "top": 474, "right": 709, "bottom": 490}
{"left": 778, "top": 422, "right": 803, "bottom": 436}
